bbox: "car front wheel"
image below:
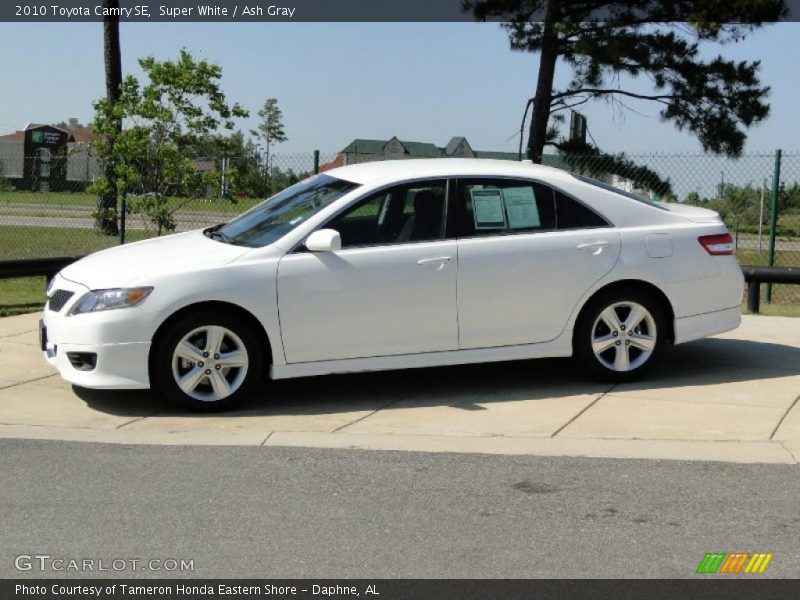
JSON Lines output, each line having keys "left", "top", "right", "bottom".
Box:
{"left": 575, "top": 290, "right": 667, "bottom": 382}
{"left": 152, "top": 311, "right": 263, "bottom": 411}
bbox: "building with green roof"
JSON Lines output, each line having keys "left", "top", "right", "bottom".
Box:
{"left": 334, "top": 136, "right": 567, "bottom": 168}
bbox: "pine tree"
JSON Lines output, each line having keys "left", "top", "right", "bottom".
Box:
{"left": 464, "top": 0, "right": 786, "bottom": 163}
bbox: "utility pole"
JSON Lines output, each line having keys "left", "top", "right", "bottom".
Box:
{"left": 758, "top": 177, "right": 766, "bottom": 254}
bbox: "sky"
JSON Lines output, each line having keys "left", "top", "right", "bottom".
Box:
{"left": 0, "top": 21, "right": 799, "bottom": 158}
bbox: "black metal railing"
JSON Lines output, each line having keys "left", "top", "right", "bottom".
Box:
{"left": 741, "top": 265, "right": 800, "bottom": 314}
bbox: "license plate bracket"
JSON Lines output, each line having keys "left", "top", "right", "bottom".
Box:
{"left": 39, "top": 319, "right": 47, "bottom": 351}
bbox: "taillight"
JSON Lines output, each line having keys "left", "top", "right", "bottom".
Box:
{"left": 698, "top": 233, "right": 734, "bottom": 255}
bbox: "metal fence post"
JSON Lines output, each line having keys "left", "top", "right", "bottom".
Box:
{"left": 313, "top": 150, "right": 320, "bottom": 174}
{"left": 766, "top": 148, "right": 782, "bottom": 303}
{"left": 119, "top": 193, "right": 126, "bottom": 245}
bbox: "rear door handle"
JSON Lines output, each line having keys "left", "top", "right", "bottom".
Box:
{"left": 417, "top": 256, "right": 452, "bottom": 264}
{"left": 577, "top": 241, "right": 611, "bottom": 255}
{"left": 417, "top": 256, "right": 452, "bottom": 270}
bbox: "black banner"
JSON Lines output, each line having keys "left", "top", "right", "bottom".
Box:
{"left": 4, "top": 580, "right": 800, "bottom": 600}
{"left": 4, "top": 0, "right": 800, "bottom": 23}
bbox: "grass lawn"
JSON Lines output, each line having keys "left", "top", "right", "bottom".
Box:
{"left": 0, "top": 225, "right": 152, "bottom": 261}
{"left": 754, "top": 303, "right": 800, "bottom": 318}
{"left": 0, "top": 190, "right": 261, "bottom": 216}
{"left": 735, "top": 247, "right": 800, "bottom": 268}
{"left": 0, "top": 277, "right": 46, "bottom": 315}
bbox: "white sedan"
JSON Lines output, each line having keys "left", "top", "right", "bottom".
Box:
{"left": 41, "top": 159, "right": 743, "bottom": 410}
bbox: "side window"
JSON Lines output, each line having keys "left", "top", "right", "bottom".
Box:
{"left": 555, "top": 191, "right": 609, "bottom": 229}
{"left": 325, "top": 180, "right": 447, "bottom": 249}
{"left": 458, "top": 179, "right": 555, "bottom": 237}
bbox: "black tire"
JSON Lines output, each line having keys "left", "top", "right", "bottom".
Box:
{"left": 574, "top": 289, "right": 668, "bottom": 383}
{"left": 151, "top": 309, "right": 264, "bottom": 412}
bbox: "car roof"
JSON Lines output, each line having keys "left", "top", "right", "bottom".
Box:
{"left": 324, "top": 158, "right": 576, "bottom": 186}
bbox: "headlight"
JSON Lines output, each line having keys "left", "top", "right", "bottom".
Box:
{"left": 69, "top": 287, "right": 153, "bottom": 315}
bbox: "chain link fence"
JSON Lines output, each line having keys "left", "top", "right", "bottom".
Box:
{"left": 558, "top": 151, "right": 799, "bottom": 305}
{"left": 0, "top": 151, "right": 335, "bottom": 261}
{"left": 1, "top": 149, "right": 798, "bottom": 306}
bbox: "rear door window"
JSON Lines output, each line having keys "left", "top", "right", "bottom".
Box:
{"left": 457, "top": 178, "right": 556, "bottom": 237}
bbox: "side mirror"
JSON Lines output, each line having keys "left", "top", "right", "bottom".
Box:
{"left": 305, "top": 229, "right": 342, "bottom": 252}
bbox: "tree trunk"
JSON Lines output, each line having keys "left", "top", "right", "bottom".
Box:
{"left": 96, "top": 0, "right": 122, "bottom": 236}
{"left": 527, "top": 0, "right": 560, "bottom": 164}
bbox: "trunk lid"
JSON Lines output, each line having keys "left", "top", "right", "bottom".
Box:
{"left": 663, "top": 203, "right": 723, "bottom": 223}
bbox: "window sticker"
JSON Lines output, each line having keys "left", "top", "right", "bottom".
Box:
{"left": 471, "top": 188, "right": 507, "bottom": 229}
{"left": 503, "top": 186, "right": 541, "bottom": 229}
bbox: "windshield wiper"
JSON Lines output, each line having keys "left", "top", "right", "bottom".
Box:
{"left": 210, "top": 231, "right": 235, "bottom": 244}
{"left": 205, "top": 225, "right": 236, "bottom": 245}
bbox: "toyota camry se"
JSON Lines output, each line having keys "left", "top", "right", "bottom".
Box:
{"left": 41, "top": 159, "right": 743, "bottom": 410}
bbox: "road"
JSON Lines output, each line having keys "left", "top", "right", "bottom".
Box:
{"left": 1, "top": 439, "right": 798, "bottom": 579}
{"left": 0, "top": 208, "right": 222, "bottom": 232}
{"left": 1, "top": 207, "right": 798, "bottom": 251}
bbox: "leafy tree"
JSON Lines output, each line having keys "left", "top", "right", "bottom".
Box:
{"left": 782, "top": 182, "right": 800, "bottom": 211}
{"left": 265, "top": 165, "right": 304, "bottom": 198}
{"left": 250, "top": 98, "right": 288, "bottom": 181}
{"left": 464, "top": 0, "right": 786, "bottom": 163}
{"left": 684, "top": 191, "right": 704, "bottom": 206}
{"left": 557, "top": 141, "right": 672, "bottom": 196}
{"left": 91, "top": 50, "right": 248, "bottom": 235}
{"left": 191, "top": 130, "right": 267, "bottom": 197}
{"left": 95, "top": 0, "right": 123, "bottom": 236}
{"left": 0, "top": 159, "right": 10, "bottom": 191}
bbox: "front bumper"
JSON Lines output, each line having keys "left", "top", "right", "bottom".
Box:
{"left": 43, "top": 335, "right": 151, "bottom": 389}
{"left": 41, "top": 274, "right": 154, "bottom": 389}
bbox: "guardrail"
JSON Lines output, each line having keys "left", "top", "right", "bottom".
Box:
{"left": 1, "top": 258, "right": 799, "bottom": 315}
{"left": 741, "top": 265, "right": 800, "bottom": 314}
{"left": 0, "top": 256, "right": 82, "bottom": 283}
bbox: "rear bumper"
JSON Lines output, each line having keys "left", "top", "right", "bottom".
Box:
{"left": 673, "top": 306, "right": 741, "bottom": 345}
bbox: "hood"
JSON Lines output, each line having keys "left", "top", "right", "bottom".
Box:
{"left": 60, "top": 229, "right": 251, "bottom": 289}
{"left": 662, "top": 203, "right": 723, "bottom": 223}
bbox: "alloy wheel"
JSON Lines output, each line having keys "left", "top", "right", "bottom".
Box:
{"left": 171, "top": 325, "right": 249, "bottom": 402}
{"left": 590, "top": 301, "right": 657, "bottom": 372}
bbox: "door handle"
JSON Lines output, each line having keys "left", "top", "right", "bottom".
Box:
{"left": 576, "top": 241, "right": 610, "bottom": 255}
{"left": 417, "top": 256, "right": 452, "bottom": 264}
{"left": 417, "top": 256, "right": 452, "bottom": 268}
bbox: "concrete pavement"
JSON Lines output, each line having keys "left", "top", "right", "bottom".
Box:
{"left": 0, "top": 312, "right": 799, "bottom": 464}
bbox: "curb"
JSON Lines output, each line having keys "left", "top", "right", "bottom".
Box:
{"left": 0, "top": 424, "right": 797, "bottom": 464}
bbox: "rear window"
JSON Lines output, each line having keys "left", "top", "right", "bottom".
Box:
{"left": 555, "top": 191, "right": 609, "bottom": 229}
{"left": 573, "top": 174, "right": 668, "bottom": 211}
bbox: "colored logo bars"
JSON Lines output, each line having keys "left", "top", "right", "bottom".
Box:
{"left": 696, "top": 552, "right": 773, "bottom": 574}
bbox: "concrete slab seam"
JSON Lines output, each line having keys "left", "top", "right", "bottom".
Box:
{"left": 332, "top": 392, "right": 413, "bottom": 433}
{"left": 777, "top": 441, "right": 800, "bottom": 463}
{"left": 550, "top": 383, "right": 616, "bottom": 438}
{"left": 0, "top": 374, "right": 57, "bottom": 390}
{"left": 770, "top": 393, "right": 800, "bottom": 440}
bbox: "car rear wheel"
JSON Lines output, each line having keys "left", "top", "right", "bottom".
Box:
{"left": 575, "top": 290, "right": 667, "bottom": 382}
{"left": 152, "top": 311, "right": 263, "bottom": 411}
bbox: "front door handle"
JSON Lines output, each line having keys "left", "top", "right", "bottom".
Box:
{"left": 576, "top": 241, "right": 611, "bottom": 255}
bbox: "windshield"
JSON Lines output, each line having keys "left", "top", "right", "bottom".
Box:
{"left": 215, "top": 174, "right": 360, "bottom": 247}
